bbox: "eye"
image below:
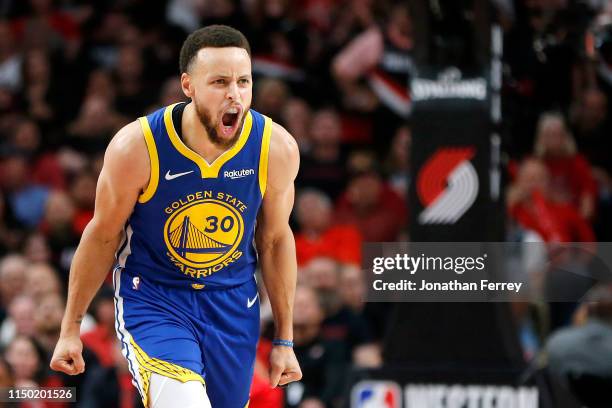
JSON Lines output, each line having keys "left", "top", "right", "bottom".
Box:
{"left": 214, "top": 79, "right": 225, "bottom": 85}
{"left": 239, "top": 78, "right": 250, "bottom": 85}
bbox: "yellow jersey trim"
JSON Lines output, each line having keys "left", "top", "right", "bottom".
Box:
{"left": 259, "top": 116, "right": 272, "bottom": 197}
{"left": 138, "top": 117, "right": 159, "bottom": 204}
{"left": 164, "top": 103, "right": 253, "bottom": 178}
{"left": 130, "top": 338, "right": 205, "bottom": 408}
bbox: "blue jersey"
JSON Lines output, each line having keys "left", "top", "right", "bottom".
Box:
{"left": 116, "top": 103, "right": 272, "bottom": 290}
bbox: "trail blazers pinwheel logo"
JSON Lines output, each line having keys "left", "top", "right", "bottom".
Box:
{"left": 417, "top": 147, "right": 479, "bottom": 225}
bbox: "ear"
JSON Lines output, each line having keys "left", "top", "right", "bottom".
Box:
{"left": 180, "top": 72, "right": 193, "bottom": 98}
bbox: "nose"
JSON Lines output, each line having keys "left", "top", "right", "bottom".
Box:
{"left": 226, "top": 81, "right": 240, "bottom": 101}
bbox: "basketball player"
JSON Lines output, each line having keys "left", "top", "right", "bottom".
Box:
{"left": 50, "top": 25, "right": 302, "bottom": 407}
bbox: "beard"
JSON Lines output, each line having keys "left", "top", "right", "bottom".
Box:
{"left": 194, "top": 101, "right": 246, "bottom": 148}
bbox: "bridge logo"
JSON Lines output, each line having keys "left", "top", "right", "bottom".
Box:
{"left": 163, "top": 198, "right": 244, "bottom": 269}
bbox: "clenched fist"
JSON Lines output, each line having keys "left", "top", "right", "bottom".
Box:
{"left": 49, "top": 335, "right": 85, "bottom": 375}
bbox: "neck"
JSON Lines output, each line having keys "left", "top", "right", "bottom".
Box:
{"left": 182, "top": 103, "right": 228, "bottom": 164}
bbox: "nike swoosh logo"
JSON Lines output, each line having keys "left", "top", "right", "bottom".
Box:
{"left": 247, "top": 293, "right": 259, "bottom": 308}
{"left": 165, "top": 170, "right": 194, "bottom": 180}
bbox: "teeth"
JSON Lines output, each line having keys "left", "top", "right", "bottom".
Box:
{"left": 227, "top": 108, "right": 238, "bottom": 114}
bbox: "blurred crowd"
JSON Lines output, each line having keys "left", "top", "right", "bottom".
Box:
{"left": 0, "top": 0, "right": 611, "bottom": 407}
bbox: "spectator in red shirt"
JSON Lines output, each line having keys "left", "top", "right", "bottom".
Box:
{"left": 11, "top": 0, "right": 80, "bottom": 51}
{"left": 294, "top": 189, "right": 362, "bottom": 266}
{"left": 508, "top": 158, "right": 595, "bottom": 242}
{"left": 335, "top": 155, "right": 407, "bottom": 242}
{"left": 13, "top": 119, "right": 66, "bottom": 190}
{"left": 533, "top": 112, "right": 598, "bottom": 220}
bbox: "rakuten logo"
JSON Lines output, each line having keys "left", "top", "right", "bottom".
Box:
{"left": 224, "top": 169, "right": 255, "bottom": 179}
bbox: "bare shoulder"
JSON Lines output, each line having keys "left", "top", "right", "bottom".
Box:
{"left": 106, "top": 120, "right": 145, "bottom": 160}
{"left": 269, "top": 122, "right": 299, "bottom": 171}
{"left": 101, "top": 120, "right": 149, "bottom": 192}
{"left": 268, "top": 122, "right": 300, "bottom": 188}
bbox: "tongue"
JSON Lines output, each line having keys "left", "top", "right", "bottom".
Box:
{"left": 222, "top": 112, "right": 237, "bottom": 127}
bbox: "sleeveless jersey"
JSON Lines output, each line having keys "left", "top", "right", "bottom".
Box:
{"left": 115, "top": 103, "right": 272, "bottom": 290}
{"left": 368, "top": 29, "right": 415, "bottom": 118}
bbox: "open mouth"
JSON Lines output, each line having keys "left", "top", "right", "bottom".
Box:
{"left": 220, "top": 106, "right": 241, "bottom": 137}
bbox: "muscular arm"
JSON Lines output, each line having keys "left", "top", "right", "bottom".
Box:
{"left": 51, "top": 121, "right": 149, "bottom": 374}
{"left": 331, "top": 27, "right": 383, "bottom": 110}
{"left": 332, "top": 27, "right": 383, "bottom": 83}
{"left": 255, "top": 122, "right": 301, "bottom": 386}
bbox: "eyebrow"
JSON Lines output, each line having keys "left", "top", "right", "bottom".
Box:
{"left": 210, "top": 74, "right": 251, "bottom": 79}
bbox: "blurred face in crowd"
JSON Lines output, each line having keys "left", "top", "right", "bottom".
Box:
{"left": 5, "top": 336, "right": 40, "bottom": 382}
{"left": 347, "top": 172, "right": 382, "bottom": 211}
{"left": 24, "top": 50, "right": 50, "bottom": 83}
{"left": 339, "top": 265, "right": 365, "bottom": 310}
{"left": 25, "top": 263, "right": 61, "bottom": 299}
{"left": 388, "top": 4, "right": 412, "bottom": 39}
{"left": 77, "top": 98, "right": 115, "bottom": 131}
{"left": 1, "top": 155, "right": 28, "bottom": 190}
{"left": 86, "top": 70, "right": 116, "bottom": 103}
{"left": 293, "top": 285, "right": 324, "bottom": 343}
{"left": 0, "top": 255, "right": 27, "bottom": 305}
{"left": 389, "top": 126, "right": 411, "bottom": 169}
{"left": 310, "top": 109, "right": 341, "bottom": 147}
{"left": 296, "top": 191, "right": 331, "bottom": 233}
{"left": 94, "top": 297, "right": 116, "bottom": 328}
{"left": 35, "top": 292, "right": 65, "bottom": 335}
{"left": 305, "top": 258, "right": 338, "bottom": 291}
{"left": 580, "top": 89, "right": 608, "bottom": 127}
{"left": 255, "top": 78, "right": 288, "bottom": 117}
{"left": 13, "top": 120, "right": 40, "bottom": 153}
{"left": 305, "top": 258, "right": 341, "bottom": 315}
{"left": 517, "top": 159, "right": 550, "bottom": 194}
{"left": 282, "top": 98, "right": 311, "bottom": 147}
{"left": 70, "top": 172, "right": 96, "bottom": 210}
{"left": 117, "top": 24, "right": 141, "bottom": 47}
{"left": 535, "top": 116, "right": 572, "bottom": 158}
{"left": 264, "top": 0, "right": 290, "bottom": 18}
{"left": 209, "top": 0, "right": 236, "bottom": 18}
{"left": 182, "top": 47, "right": 252, "bottom": 148}
{"left": 23, "top": 233, "right": 52, "bottom": 264}
{"left": 97, "top": 12, "right": 130, "bottom": 43}
{"left": 44, "top": 191, "right": 75, "bottom": 228}
{"left": 8, "top": 296, "right": 36, "bottom": 337}
{"left": 116, "top": 46, "right": 143, "bottom": 81}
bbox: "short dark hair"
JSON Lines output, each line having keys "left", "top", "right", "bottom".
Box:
{"left": 179, "top": 25, "right": 251, "bottom": 73}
